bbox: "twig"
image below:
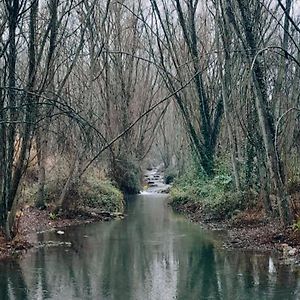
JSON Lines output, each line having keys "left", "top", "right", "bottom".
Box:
{"left": 79, "top": 69, "right": 202, "bottom": 176}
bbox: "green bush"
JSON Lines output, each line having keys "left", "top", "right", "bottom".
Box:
{"left": 44, "top": 178, "right": 66, "bottom": 203}
{"left": 79, "top": 178, "right": 124, "bottom": 213}
{"left": 21, "top": 177, "right": 66, "bottom": 206}
{"left": 22, "top": 171, "right": 124, "bottom": 213}
{"left": 170, "top": 162, "right": 255, "bottom": 220}
{"left": 110, "top": 157, "right": 141, "bottom": 194}
{"left": 164, "top": 167, "right": 178, "bottom": 184}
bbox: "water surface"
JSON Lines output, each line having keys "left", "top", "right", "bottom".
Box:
{"left": 0, "top": 193, "right": 300, "bottom": 299}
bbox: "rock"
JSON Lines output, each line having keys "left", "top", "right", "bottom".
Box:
{"left": 112, "top": 212, "right": 125, "bottom": 218}
{"left": 41, "top": 241, "right": 72, "bottom": 248}
{"left": 281, "top": 244, "right": 298, "bottom": 256}
{"left": 99, "top": 211, "right": 112, "bottom": 217}
{"left": 281, "top": 243, "right": 289, "bottom": 254}
{"left": 273, "top": 233, "right": 284, "bottom": 242}
{"left": 230, "top": 238, "right": 241, "bottom": 245}
{"left": 160, "top": 187, "right": 170, "bottom": 194}
{"left": 288, "top": 248, "right": 297, "bottom": 256}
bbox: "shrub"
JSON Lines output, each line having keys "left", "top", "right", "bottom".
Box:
{"left": 79, "top": 177, "right": 124, "bottom": 213}
{"left": 21, "top": 168, "right": 124, "bottom": 213}
{"left": 170, "top": 162, "right": 255, "bottom": 220}
{"left": 110, "top": 157, "right": 141, "bottom": 194}
{"left": 164, "top": 167, "right": 178, "bottom": 184}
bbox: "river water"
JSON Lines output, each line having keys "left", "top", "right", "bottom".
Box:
{"left": 0, "top": 192, "right": 300, "bottom": 299}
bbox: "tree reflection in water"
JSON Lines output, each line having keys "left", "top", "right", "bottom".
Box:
{"left": 0, "top": 194, "right": 300, "bottom": 299}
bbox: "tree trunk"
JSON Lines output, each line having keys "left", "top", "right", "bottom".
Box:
{"left": 56, "top": 152, "right": 82, "bottom": 211}
{"left": 257, "top": 148, "right": 273, "bottom": 217}
{"left": 35, "top": 129, "right": 47, "bottom": 208}
{"left": 216, "top": 3, "right": 241, "bottom": 191}
{"left": 1, "top": 0, "right": 20, "bottom": 238}
{"left": 235, "top": 0, "right": 292, "bottom": 225}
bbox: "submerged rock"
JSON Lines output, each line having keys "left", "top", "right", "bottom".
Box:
{"left": 288, "top": 248, "right": 297, "bottom": 256}
{"left": 37, "top": 241, "right": 72, "bottom": 248}
{"left": 282, "top": 243, "right": 298, "bottom": 257}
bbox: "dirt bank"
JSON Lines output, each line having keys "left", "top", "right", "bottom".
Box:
{"left": 171, "top": 200, "right": 300, "bottom": 262}
{"left": 0, "top": 206, "right": 124, "bottom": 261}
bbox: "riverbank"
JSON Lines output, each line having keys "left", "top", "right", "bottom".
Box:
{"left": 0, "top": 175, "right": 125, "bottom": 261}
{"left": 170, "top": 199, "right": 300, "bottom": 261}
{"left": 5, "top": 186, "right": 300, "bottom": 299}
{"left": 0, "top": 205, "right": 125, "bottom": 261}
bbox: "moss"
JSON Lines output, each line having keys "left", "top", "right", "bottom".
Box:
{"left": 21, "top": 170, "right": 124, "bottom": 214}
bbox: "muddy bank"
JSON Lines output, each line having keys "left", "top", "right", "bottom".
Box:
{"left": 171, "top": 200, "right": 300, "bottom": 262}
{"left": 0, "top": 206, "right": 125, "bottom": 261}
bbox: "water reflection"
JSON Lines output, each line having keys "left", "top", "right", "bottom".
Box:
{"left": 0, "top": 194, "right": 300, "bottom": 299}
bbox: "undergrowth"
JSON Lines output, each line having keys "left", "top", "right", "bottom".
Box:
{"left": 22, "top": 167, "right": 124, "bottom": 213}
{"left": 170, "top": 162, "right": 256, "bottom": 220}
{"left": 78, "top": 177, "right": 124, "bottom": 213}
{"left": 110, "top": 156, "right": 141, "bottom": 194}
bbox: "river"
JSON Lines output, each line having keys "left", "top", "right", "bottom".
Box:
{"left": 0, "top": 191, "right": 300, "bottom": 299}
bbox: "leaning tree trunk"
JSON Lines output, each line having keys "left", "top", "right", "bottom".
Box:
{"left": 257, "top": 146, "right": 273, "bottom": 217}
{"left": 56, "top": 151, "right": 82, "bottom": 211}
{"left": 35, "top": 128, "right": 47, "bottom": 209}
{"left": 4, "top": 0, "right": 38, "bottom": 238}
{"left": 216, "top": 3, "right": 241, "bottom": 191}
{"left": 1, "top": 0, "right": 20, "bottom": 238}
{"left": 234, "top": 0, "right": 292, "bottom": 226}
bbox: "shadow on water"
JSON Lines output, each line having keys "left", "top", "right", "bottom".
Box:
{"left": 0, "top": 193, "right": 300, "bottom": 299}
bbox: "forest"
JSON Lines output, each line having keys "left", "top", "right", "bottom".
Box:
{"left": 2, "top": 0, "right": 300, "bottom": 298}
{"left": 0, "top": 0, "right": 300, "bottom": 255}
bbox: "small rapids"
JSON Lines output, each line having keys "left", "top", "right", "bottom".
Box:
{"left": 142, "top": 167, "right": 171, "bottom": 194}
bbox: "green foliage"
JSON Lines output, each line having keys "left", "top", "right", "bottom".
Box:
{"left": 170, "top": 161, "right": 255, "bottom": 220}
{"left": 21, "top": 175, "right": 65, "bottom": 206}
{"left": 49, "top": 212, "right": 57, "bottom": 220}
{"left": 44, "top": 178, "right": 66, "bottom": 203}
{"left": 111, "top": 157, "right": 141, "bottom": 194}
{"left": 292, "top": 219, "right": 300, "bottom": 231}
{"left": 164, "top": 167, "right": 177, "bottom": 184}
{"left": 22, "top": 169, "right": 124, "bottom": 214}
{"left": 286, "top": 152, "right": 300, "bottom": 195}
{"left": 79, "top": 178, "right": 124, "bottom": 213}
